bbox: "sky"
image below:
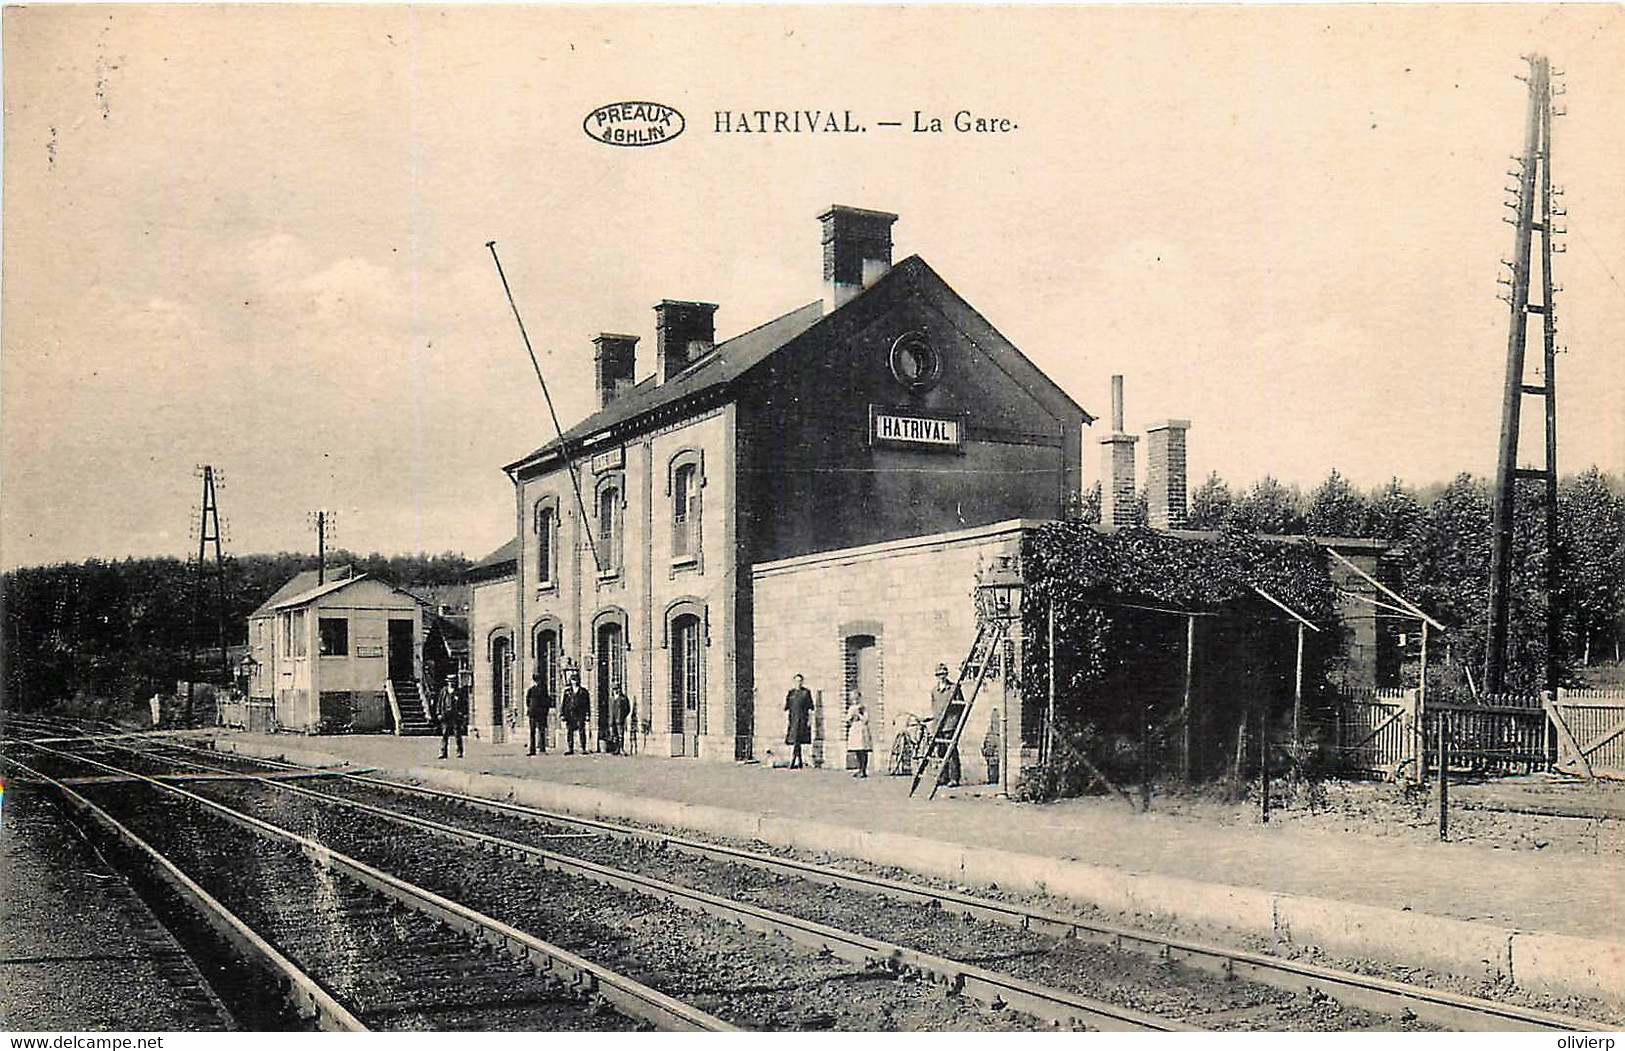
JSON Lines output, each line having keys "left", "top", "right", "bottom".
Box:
{"left": 4, "top": 5, "right": 1622, "bottom": 570}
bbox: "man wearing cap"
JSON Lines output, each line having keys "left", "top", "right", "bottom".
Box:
{"left": 929, "top": 663, "right": 963, "bottom": 787}
{"left": 561, "top": 665, "right": 591, "bottom": 755}
{"left": 436, "top": 673, "right": 469, "bottom": 760}
{"left": 525, "top": 667, "right": 554, "bottom": 756}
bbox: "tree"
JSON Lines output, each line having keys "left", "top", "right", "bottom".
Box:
{"left": 1187, "top": 472, "right": 1232, "bottom": 530}
{"left": 1305, "top": 469, "right": 1370, "bottom": 537}
{"left": 1067, "top": 482, "right": 1103, "bottom": 525}
{"left": 2, "top": 549, "right": 478, "bottom": 720}
{"left": 1366, "top": 478, "right": 1424, "bottom": 552}
{"left": 1225, "top": 476, "right": 1305, "bottom": 535}
{"left": 1556, "top": 467, "right": 1625, "bottom": 667}
{"left": 1405, "top": 473, "right": 1492, "bottom": 682}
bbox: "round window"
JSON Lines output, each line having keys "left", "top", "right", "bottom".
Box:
{"left": 888, "top": 331, "right": 941, "bottom": 391}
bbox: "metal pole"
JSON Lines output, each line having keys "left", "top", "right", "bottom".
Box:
{"left": 486, "top": 241, "right": 604, "bottom": 573}
{"left": 1419, "top": 620, "right": 1429, "bottom": 708}
{"left": 1046, "top": 597, "right": 1056, "bottom": 766}
{"left": 1140, "top": 702, "right": 1151, "bottom": 812}
{"left": 1182, "top": 615, "right": 1194, "bottom": 783}
{"left": 1292, "top": 622, "right": 1304, "bottom": 763}
{"left": 317, "top": 510, "right": 326, "bottom": 586}
{"left": 1259, "top": 709, "right": 1270, "bottom": 824}
{"left": 1437, "top": 709, "right": 1450, "bottom": 841}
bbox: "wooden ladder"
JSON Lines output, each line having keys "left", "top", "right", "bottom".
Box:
{"left": 909, "top": 619, "right": 1009, "bottom": 800}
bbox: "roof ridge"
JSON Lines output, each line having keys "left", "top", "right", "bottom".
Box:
{"left": 504, "top": 298, "right": 825, "bottom": 474}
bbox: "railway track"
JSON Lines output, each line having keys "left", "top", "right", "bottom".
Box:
{"left": 7, "top": 739, "right": 1176, "bottom": 1032}
{"left": 2, "top": 747, "right": 730, "bottom": 1032}
{"left": 8, "top": 728, "right": 1615, "bottom": 1032}
{"left": 0, "top": 782, "right": 240, "bottom": 1031}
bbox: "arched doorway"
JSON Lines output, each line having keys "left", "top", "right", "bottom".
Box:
{"left": 490, "top": 633, "right": 513, "bottom": 744}
{"left": 669, "top": 613, "right": 702, "bottom": 757}
{"left": 595, "top": 621, "right": 625, "bottom": 751}
{"left": 532, "top": 625, "right": 561, "bottom": 701}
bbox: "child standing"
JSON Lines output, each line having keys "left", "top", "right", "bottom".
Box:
{"left": 846, "top": 697, "right": 873, "bottom": 778}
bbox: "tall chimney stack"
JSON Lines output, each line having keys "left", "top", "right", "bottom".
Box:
{"left": 1100, "top": 375, "right": 1139, "bottom": 526}
{"left": 819, "top": 205, "right": 898, "bottom": 311}
{"left": 593, "top": 333, "right": 638, "bottom": 408}
{"left": 1146, "top": 420, "right": 1191, "bottom": 530}
{"left": 654, "top": 300, "right": 718, "bottom": 384}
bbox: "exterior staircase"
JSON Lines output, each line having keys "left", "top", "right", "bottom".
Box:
{"left": 389, "top": 679, "right": 438, "bottom": 736}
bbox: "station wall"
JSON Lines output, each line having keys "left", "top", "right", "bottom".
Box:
{"left": 751, "top": 519, "right": 1031, "bottom": 783}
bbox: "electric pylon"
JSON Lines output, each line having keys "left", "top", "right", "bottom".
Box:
{"left": 1485, "top": 54, "right": 1567, "bottom": 696}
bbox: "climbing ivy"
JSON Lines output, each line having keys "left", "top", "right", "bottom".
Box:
{"left": 1018, "top": 522, "right": 1343, "bottom": 785}
{"left": 1022, "top": 522, "right": 1338, "bottom": 625}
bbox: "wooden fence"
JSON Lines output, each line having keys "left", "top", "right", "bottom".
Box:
{"left": 1333, "top": 687, "right": 1625, "bottom": 781}
{"left": 1334, "top": 689, "right": 1421, "bottom": 782}
{"left": 1548, "top": 689, "right": 1625, "bottom": 779}
{"left": 1432, "top": 698, "right": 1548, "bottom": 777}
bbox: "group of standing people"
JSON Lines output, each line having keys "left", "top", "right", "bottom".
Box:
{"left": 782, "top": 661, "right": 964, "bottom": 786}
{"left": 523, "top": 667, "right": 634, "bottom": 756}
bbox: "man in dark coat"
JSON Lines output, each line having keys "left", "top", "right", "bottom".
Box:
{"left": 525, "top": 668, "right": 554, "bottom": 756}
{"left": 562, "top": 668, "right": 591, "bottom": 755}
{"left": 784, "top": 673, "right": 814, "bottom": 769}
{"left": 435, "top": 675, "right": 469, "bottom": 760}
{"left": 929, "top": 663, "right": 963, "bottom": 787}
{"left": 609, "top": 687, "right": 631, "bottom": 755}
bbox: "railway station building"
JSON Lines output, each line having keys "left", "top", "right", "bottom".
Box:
{"left": 470, "top": 206, "right": 1092, "bottom": 765}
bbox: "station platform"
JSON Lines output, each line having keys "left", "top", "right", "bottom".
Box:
{"left": 206, "top": 729, "right": 1623, "bottom": 1007}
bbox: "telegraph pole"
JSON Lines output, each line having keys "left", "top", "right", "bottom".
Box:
{"left": 186, "top": 465, "right": 231, "bottom": 726}
{"left": 1485, "top": 54, "right": 1565, "bottom": 696}
{"left": 308, "top": 509, "right": 336, "bottom": 585}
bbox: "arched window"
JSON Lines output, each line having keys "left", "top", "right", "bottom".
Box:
{"left": 595, "top": 475, "right": 624, "bottom": 576}
{"left": 531, "top": 621, "right": 562, "bottom": 702}
{"left": 673, "top": 463, "right": 700, "bottom": 561}
{"left": 667, "top": 450, "right": 705, "bottom": 567}
{"left": 532, "top": 496, "right": 559, "bottom": 587}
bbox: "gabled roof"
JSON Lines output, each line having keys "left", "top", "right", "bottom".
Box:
{"left": 467, "top": 537, "right": 518, "bottom": 584}
{"left": 504, "top": 255, "right": 1093, "bottom": 477}
{"left": 249, "top": 566, "right": 354, "bottom": 618}
{"left": 505, "top": 299, "right": 824, "bottom": 473}
{"left": 267, "top": 574, "right": 374, "bottom": 611}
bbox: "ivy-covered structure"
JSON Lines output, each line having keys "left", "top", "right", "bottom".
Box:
{"left": 1021, "top": 522, "right": 1389, "bottom": 784}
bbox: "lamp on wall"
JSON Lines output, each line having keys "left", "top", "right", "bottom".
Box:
{"left": 975, "top": 558, "right": 1025, "bottom": 623}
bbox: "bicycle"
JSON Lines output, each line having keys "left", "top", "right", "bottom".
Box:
{"left": 888, "top": 712, "right": 931, "bottom": 775}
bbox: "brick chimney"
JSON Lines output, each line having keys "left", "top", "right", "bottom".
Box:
{"left": 654, "top": 300, "right": 718, "bottom": 384}
{"left": 1145, "top": 419, "right": 1191, "bottom": 530}
{"left": 819, "top": 205, "right": 898, "bottom": 310}
{"left": 1099, "top": 375, "right": 1139, "bottom": 526}
{"left": 593, "top": 333, "right": 638, "bottom": 408}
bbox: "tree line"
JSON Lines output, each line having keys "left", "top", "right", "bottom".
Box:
{"left": 1078, "top": 465, "right": 1623, "bottom": 692}
{"left": 1, "top": 550, "right": 474, "bottom": 719}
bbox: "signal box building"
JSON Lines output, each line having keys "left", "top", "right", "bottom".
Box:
{"left": 471, "top": 206, "right": 1091, "bottom": 763}
{"left": 248, "top": 569, "right": 427, "bottom": 733}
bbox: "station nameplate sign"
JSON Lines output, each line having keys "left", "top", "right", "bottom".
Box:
{"left": 870, "top": 407, "right": 965, "bottom": 450}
